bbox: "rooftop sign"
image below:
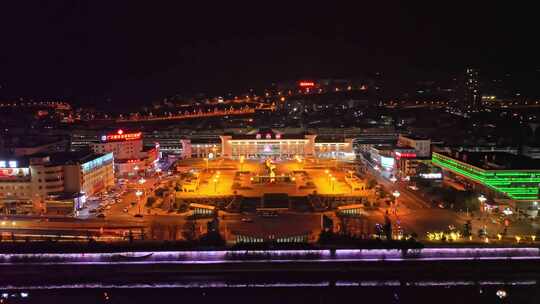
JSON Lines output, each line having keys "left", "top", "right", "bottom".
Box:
{"left": 102, "top": 129, "right": 142, "bottom": 142}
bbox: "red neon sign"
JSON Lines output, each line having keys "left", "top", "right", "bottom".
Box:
{"left": 105, "top": 131, "right": 142, "bottom": 141}
{"left": 299, "top": 81, "right": 315, "bottom": 87}
{"left": 395, "top": 151, "right": 416, "bottom": 159}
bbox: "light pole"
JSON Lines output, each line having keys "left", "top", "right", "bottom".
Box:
{"left": 392, "top": 190, "right": 401, "bottom": 213}
{"left": 478, "top": 194, "right": 487, "bottom": 213}
{"left": 213, "top": 178, "right": 218, "bottom": 193}
{"left": 331, "top": 177, "right": 336, "bottom": 193}
{"left": 204, "top": 157, "right": 209, "bottom": 172}
{"left": 135, "top": 190, "right": 143, "bottom": 215}
{"left": 239, "top": 155, "right": 245, "bottom": 171}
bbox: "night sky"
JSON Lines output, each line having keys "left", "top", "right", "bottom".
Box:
{"left": 0, "top": 2, "right": 539, "bottom": 107}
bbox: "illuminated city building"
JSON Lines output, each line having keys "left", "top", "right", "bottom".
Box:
{"left": 0, "top": 152, "right": 114, "bottom": 215}
{"left": 397, "top": 135, "right": 431, "bottom": 158}
{"left": 180, "top": 138, "right": 221, "bottom": 159}
{"left": 352, "top": 128, "right": 398, "bottom": 153}
{"left": 432, "top": 151, "right": 540, "bottom": 206}
{"left": 91, "top": 129, "right": 143, "bottom": 160}
{"left": 90, "top": 129, "right": 159, "bottom": 176}
{"left": 365, "top": 134, "right": 433, "bottom": 179}
{"left": 314, "top": 136, "right": 355, "bottom": 160}
{"left": 219, "top": 129, "right": 317, "bottom": 159}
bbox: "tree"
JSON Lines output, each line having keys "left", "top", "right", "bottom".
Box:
{"left": 154, "top": 188, "right": 166, "bottom": 197}
{"left": 182, "top": 217, "right": 197, "bottom": 241}
{"left": 146, "top": 196, "right": 156, "bottom": 207}
{"left": 463, "top": 220, "right": 472, "bottom": 237}
{"left": 366, "top": 178, "right": 377, "bottom": 189}
{"left": 383, "top": 214, "right": 392, "bottom": 240}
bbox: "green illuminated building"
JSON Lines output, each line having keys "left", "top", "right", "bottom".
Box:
{"left": 432, "top": 151, "right": 540, "bottom": 201}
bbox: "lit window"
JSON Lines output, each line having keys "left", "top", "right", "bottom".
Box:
{"left": 0, "top": 161, "right": 5, "bottom": 167}
{"left": 8, "top": 161, "right": 17, "bottom": 168}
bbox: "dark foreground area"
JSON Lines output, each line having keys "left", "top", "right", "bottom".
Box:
{"left": 2, "top": 258, "right": 540, "bottom": 303}
{"left": 1, "top": 282, "right": 539, "bottom": 304}
{"left": 2, "top": 247, "right": 540, "bottom": 303}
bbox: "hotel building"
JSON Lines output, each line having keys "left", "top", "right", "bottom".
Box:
{"left": 90, "top": 129, "right": 159, "bottom": 177}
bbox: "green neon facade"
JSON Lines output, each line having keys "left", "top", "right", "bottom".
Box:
{"left": 432, "top": 152, "right": 540, "bottom": 200}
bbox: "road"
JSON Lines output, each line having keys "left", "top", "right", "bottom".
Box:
{"left": 365, "top": 166, "right": 430, "bottom": 210}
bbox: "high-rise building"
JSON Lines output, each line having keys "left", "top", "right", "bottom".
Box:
{"left": 90, "top": 129, "right": 160, "bottom": 177}
{"left": 464, "top": 68, "right": 481, "bottom": 111}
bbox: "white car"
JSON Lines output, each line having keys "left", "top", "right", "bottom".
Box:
{"left": 408, "top": 185, "right": 419, "bottom": 191}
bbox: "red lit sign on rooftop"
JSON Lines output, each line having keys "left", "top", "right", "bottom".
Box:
{"left": 104, "top": 130, "right": 142, "bottom": 142}
{"left": 299, "top": 81, "right": 315, "bottom": 87}
{"left": 395, "top": 151, "right": 416, "bottom": 159}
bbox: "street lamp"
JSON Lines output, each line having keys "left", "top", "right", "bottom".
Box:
{"left": 392, "top": 190, "right": 400, "bottom": 207}
{"left": 204, "top": 157, "right": 209, "bottom": 171}
{"left": 478, "top": 194, "right": 487, "bottom": 212}
{"left": 391, "top": 190, "right": 401, "bottom": 216}
{"left": 331, "top": 177, "right": 336, "bottom": 192}
{"left": 213, "top": 178, "right": 218, "bottom": 193}
{"left": 135, "top": 190, "right": 143, "bottom": 215}
{"left": 239, "top": 155, "right": 245, "bottom": 171}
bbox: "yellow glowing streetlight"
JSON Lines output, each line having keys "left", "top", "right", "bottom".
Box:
{"left": 478, "top": 194, "right": 487, "bottom": 212}
{"left": 213, "top": 178, "right": 218, "bottom": 192}
{"left": 532, "top": 235, "right": 537, "bottom": 242}
{"left": 135, "top": 190, "right": 143, "bottom": 215}
{"left": 239, "top": 155, "right": 245, "bottom": 171}
{"left": 515, "top": 235, "right": 521, "bottom": 243}
{"left": 392, "top": 190, "right": 400, "bottom": 212}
